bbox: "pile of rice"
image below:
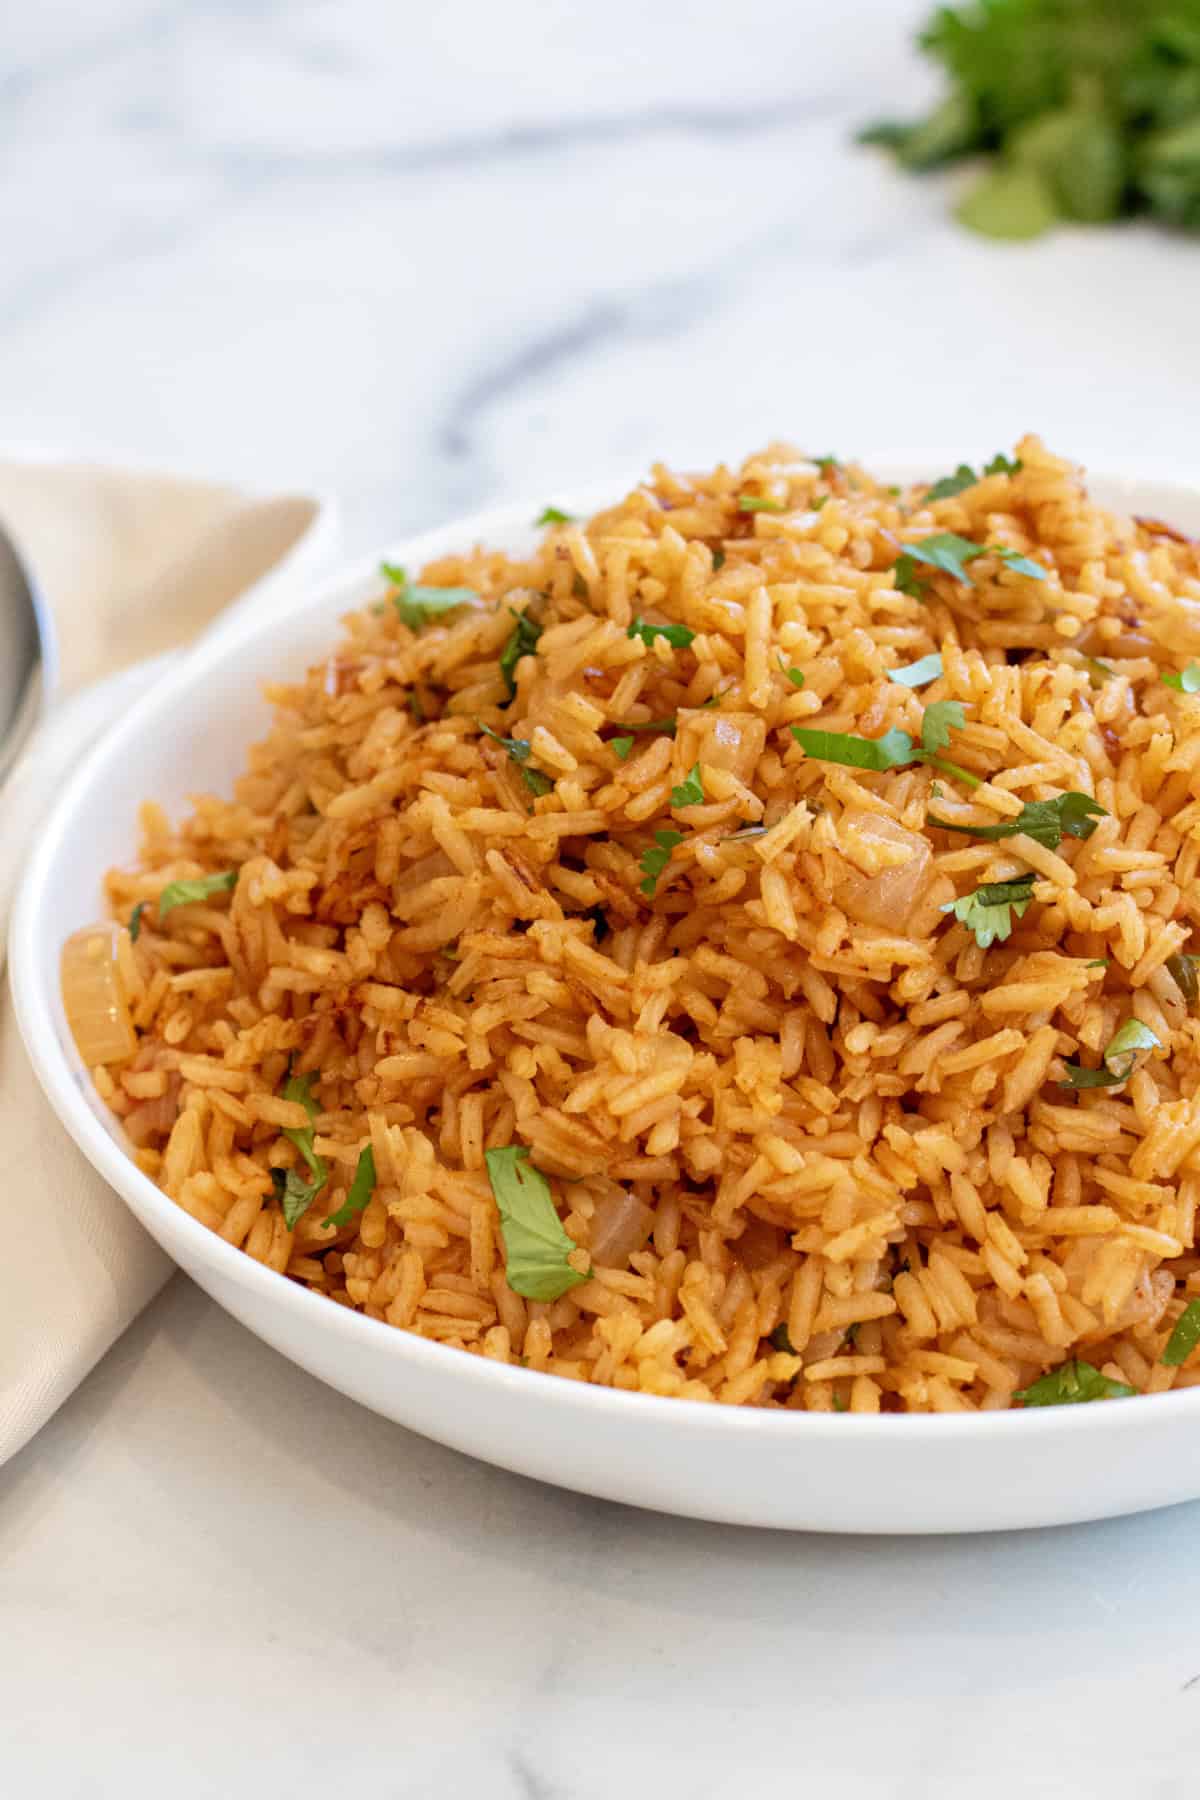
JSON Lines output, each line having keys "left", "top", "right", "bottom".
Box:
{"left": 94, "top": 436, "right": 1200, "bottom": 1413}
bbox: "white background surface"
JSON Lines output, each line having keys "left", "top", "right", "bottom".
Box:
{"left": 3, "top": 1, "right": 1200, "bottom": 1791}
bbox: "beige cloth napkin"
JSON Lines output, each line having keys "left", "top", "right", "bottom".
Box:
{"left": 0, "top": 457, "right": 334, "bottom": 1466}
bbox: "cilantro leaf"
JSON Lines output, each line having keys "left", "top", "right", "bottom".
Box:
{"left": 815, "top": 455, "right": 839, "bottom": 475}
{"left": 1163, "top": 1299, "right": 1200, "bottom": 1368}
{"left": 983, "top": 454, "right": 1022, "bottom": 477}
{"left": 611, "top": 736, "right": 635, "bottom": 760}
{"left": 902, "top": 533, "right": 988, "bottom": 586}
{"left": 893, "top": 554, "right": 927, "bottom": 599}
{"left": 499, "top": 609, "right": 542, "bottom": 700}
{"left": 381, "top": 563, "right": 479, "bottom": 630}
{"left": 920, "top": 699, "right": 966, "bottom": 755}
{"left": 925, "top": 464, "right": 977, "bottom": 502}
{"left": 791, "top": 726, "right": 916, "bottom": 771}
{"left": 1081, "top": 655, "right": 1115, "bottom": 685}
{"left": 670, "top": 762, "right": 705, "bottom": 808}
{"left": 129, "top": 901, "right": 146, "bottom": 943}
{"left": 323, "top": 1144, "right": 376, "bottom": 1230}
{"left": 157, "top": 870, "right": 238, "bottom": 920}
{"left": 769, "top": 1323, "right": 797, "bottom": 1354}
{"left": 1015, "top": 1360, "right": 1134, "bottom": 1407}
{"left": 535, "top": 505, "right": 573, "bottom": 526}
{"left": 479, "top": 723, "right": 553, "bottom": 797}
{"left": 1164, "top": 663, "right": 1200, "bottom": 693}
{"left": 485, "top": 1145, "right": 588, "bottom": 1301}
{"left": 711, "top": 548, "right": 727, "bottom": 571}
{"left": 1167, "top": 952, "right": 1200, "bottom": 1010}
{"left": 639, "top": 829, "right": 684, "bottom": 897}
{"left": 1061, "top": 1018, "right": 1160, "bottom": 1090}
{"left": 778, "top": 658, "right": 806, "bottom": 688}
{"left": 887, "top": 652, "right": 944, "bottom": 688}
{"left": 993, "top": 546, "right": 1049, "bottom": 580}
{"left": 941, "top": 874, "right": 1035, "bottom": 948}
{"left": 277, "top": 1070, "right": 328, "bottom": 1226}
{"left": 627, "top": 616, "right": 696, "bottom": 650}
{"left": 928, "top": 791, "right": 1106, "bottom": 851}
{"left": 738, "top": 495, "right": 786, "bottom": 514}
{"left": 609, "top": 715, "right": 677, "bottom": 739}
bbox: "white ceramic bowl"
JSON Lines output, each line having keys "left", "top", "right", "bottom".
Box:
{"left": 13, "top": 467, "right": 1200, "bottom": 1534}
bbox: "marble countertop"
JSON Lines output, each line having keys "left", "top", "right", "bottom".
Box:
{"left": 4, "top": 1, "right": 1200, "bottom": 1792}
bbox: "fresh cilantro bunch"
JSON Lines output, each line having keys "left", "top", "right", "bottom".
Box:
{"left": 860, "top": 0, "right": 1200, "bottom": 238}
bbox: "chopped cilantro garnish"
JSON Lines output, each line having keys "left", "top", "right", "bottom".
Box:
{"left": 887, "top": 651, "right": 944, "bottom": 688}
{"left": 639, "top": 829, "right": 684, "bottom": 897}
{"left": 792, "top": 699, "right": 974, "bottom": 781}
{"left": 925, "top": 464, "right": 978, "bottom": 502}
{"left": 1164, "top": 663, "right": 1200, "bottom": 693}
{"left": 928, "top": 791, "right": 1106, "bottom": 851}
{"left": 1014, "top": 1360, "right": 1134, "bottom": 1406}
{"left": 323, "top": 1144, "right": 377, "bottom": 1230}
{"left": 1162, "top": 1299, "right": 1200, "bottom": 1367}
{"left": 535, "top": 505, "right": 573, "bottom": 526}
{"left": 993, "top": 546, "right": 1049, "bottom": 580}
{"left": 769, "top": 1323, "right": 797, "bottom": 1354}
{"left": 627, "top": 616, "right": 696, "bottom": 650}
{"left": 941, "top": 874, "right": 1035, "bottom": 948}
{"left": 1081, "top": 655, "right": 1115, "bottom": 685}
{"left": 485, "top": 1145, "right": 588, "bottom": 1301}
{"left": 984, "top": 453, "right": 1022, "bottom": 477}
{"left": 920, "top": 699, "right": 965, "bottom": 754}
{"left": 479, "top": 722, "right": 553, "bottom": 797}
{"left": 499, "top": 609, "right": 542, "bottom": 700}
{"left": 1060, "top": 1018, "right": 1160, "bottom": 1089}
{"left": 381, "top": 562, "right": 478, "bottom": 630}
{"left": 738, "top": 495, "right": 786, "bottom": 514}
{"left": 901, "top": 532, "right": 988, "bottom": 586}
{"left": 893, "top": 555, "right": 928, "bottom": 598}
{"left": 611, "top": 736, "right": 635, "bottom": 761}
{"left": 815, "top": 454, "right": 839, "bottom": 475}
{"left": 610, "top": 716, "right": 677, "bottom": 739}
{"left": 778, "top": 658, "right": 806, "bottom": 688}
{"left": 670, "top": 762, "right": 705, "bottom": 808}
{"left": 1167, "top": 952, "right": 1200, "bottom": 1009}
{"left": 712, "top": 548, "right": 726, "bottom": 571}
{"left": 129, "top": 901, "right": 147, "bottom": 943}
{"left": 157, "top": 870, "right": 238, "bottom": 920}
{"left": 277, "top": 1070, "right": 328, "bottom": 1227}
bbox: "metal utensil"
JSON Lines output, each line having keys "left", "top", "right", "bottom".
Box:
{"left": 0, "top": 518, "right": 55, "bottom": 788}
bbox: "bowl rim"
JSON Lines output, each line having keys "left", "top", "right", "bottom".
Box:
{"left": 12, "top": 459, "right": 1200, "bottom": 1447}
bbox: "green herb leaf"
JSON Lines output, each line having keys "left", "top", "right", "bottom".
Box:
{"left": 769, "top": 1323, "right": 797, "bottom": 1354}
{"left": 627, "top": 616, "right": 696, "bottom": 650}
{"left": 485, "top": 1145, "right": 588, "bottom": 1301}
{"left": 479, "top": 722, "right": 553, "bottom": 796}
{"left": 1014, "top": 1360, "right": 1134, "bottom": 1406}
{"left": 738, "top": 495, "right": 786, "bottom": 514}
{"left": 610, "top": 715, "right": 677, "bottom": 739}
{"left": 925, "top": 464, "right": 978, "bottom": 502}
{"left": 1167, "top": 952, "right": 1200, "bottom": 1011}
{"left": 1164, "top": 663, "right": 1200, "bottom": 693}
{"left": 1081, "top": 655, "right": 1115, "bottom": 686}
{"left": 902, "top": 533, "right": 988, "bottom": 586}
{"left": 778, "top": 658, "right": 806, "bottom": 688}
{"left": 639, "top": 829, "right": 684, "bottom": 897}
{"left": 887, "top": 652, "right": 944, "bottom": 688}
{"left": 811, "top": 493, "right": 830, "bottom": 512}
{"left": 277, "top": 1070, "right": 328, "bottom": 1226}
{"left": 791, "top": 726, "right": 916, "bottom": 771}
{"left": 1163, "top": 1299, "right": 1200, "bottom": 1367}
{"left": 382, "top": 563, "right": 479, "bottom": 630}
{"left": 323, "top": 1144, "right": 377, "bottom": 1230}
{"left": 129, "top": 901, "right": 146, "bottom": 943}
{"left": 499, "top": 609, "right": 542, "bottom": 700}
{"left": 815, "top": 454, "right": 839, "bottom": 475}
{"left": 893, "top": 555, "right": 928, "bottom": 600}
{"left": 1061, "top": 1018, "right": 1161, "bottom": 1090}
{"left": 928, "top": 791, "right": 1106, "bottom": 851}
{"left": 993, "top": 546, "right": 1049, "bottom": 580}
{"left": 983, "top": 454, "right": 1022, "bottom": 477}
{"left": 157, "top": 870, "right": 238, "bottom": 920}
{"left": 670, "top": 762, "right": 705, "bottom": 808}
{"left": 832, "top": 1391, "right": 849, "bottom": 1412}
{"left": 941, "top": 874, "right": 1035, "bottom": 948}
{"left": 535, "top": 506, "right": 573, "bottom": 526}
{"left": 711, "top": 548, "right": 727, "bottom": 571}
{"left": 611, "top": 736, "right": 635, "bottom": 761}
{"left": 957, "top": 165, "right": 1058, "bottom": 241}
{"left": 920, "top": 699, "right": 966, "bottom": 755}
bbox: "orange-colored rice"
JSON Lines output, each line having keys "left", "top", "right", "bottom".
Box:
{"left": 89, "top": 436, "right": 1200, "bottom": 1411}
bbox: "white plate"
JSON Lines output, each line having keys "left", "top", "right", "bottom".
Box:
{"left": 12, "top": 466, "right": 1200, "bottom": 1534}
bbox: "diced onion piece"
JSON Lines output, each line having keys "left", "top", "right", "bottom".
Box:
{"left": 589, "top": 1187, "right": 655, "bottom": 1269}
{"left": 733, "top": 1216, "right": 785, "bottom": 1269}
{"left": 829, "top": 811, "right": 932, "bottom": 931}
{"left": 61, "top": 925, "right": 137, "bottom": 1065}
